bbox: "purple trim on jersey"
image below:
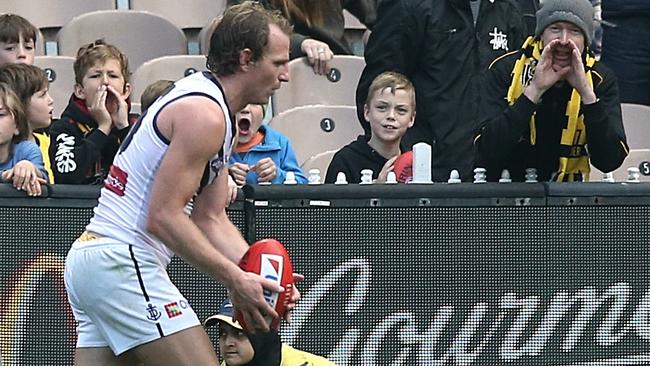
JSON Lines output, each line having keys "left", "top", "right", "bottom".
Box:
{"left": 202, "top": 72, "right": 237, "bottom": 149}
{"left": 151, "top": 92, "right": 220, "bottom": 145}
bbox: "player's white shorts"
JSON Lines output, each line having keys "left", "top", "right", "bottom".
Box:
{"left": 64, "top": 234, "right": 200, "bottom": 355}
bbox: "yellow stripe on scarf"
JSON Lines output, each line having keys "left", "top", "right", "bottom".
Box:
{"left": 506, "top": 37, "right": 595, "bottom": 182}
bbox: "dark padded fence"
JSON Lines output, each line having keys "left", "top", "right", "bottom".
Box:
{"left": 2, "top": 183, "right": 650, "bottom": 365}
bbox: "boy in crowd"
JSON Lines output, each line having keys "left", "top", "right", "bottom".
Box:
{"left": 0, "top": 63, "right": 55, "bottom": 182}
{"left": 325, "top": 71, "right": 415, "bottom": 184}
{"left": 0, "top": 82, "right": 46, "bottom": 196}
{"left": 0, "top": 14, "right": 37, "bottom": 66}
{"left": 49, "top": 39, "right": 136, "bottom": 184}
{"left": 205, "top": 298, "right": 335, "bottom": 366}
{"left": 229, "top": 103, "right": 306, "bottom": 185}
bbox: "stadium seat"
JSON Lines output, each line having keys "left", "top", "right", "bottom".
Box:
{"left": 128, "top": 0, "right": 226, "bottom": 30}
{"left": 621, "top": 103, "right": 650, "bottom": 150}
{"left": 268, "top": 105, "right": 363, "bottom": 166}
{"left": 1, "top": 0, "right": 115, "bottom": 29}
{"left": 131, "top": 55, "right": 207, "bottom": 102}
{"left": 57, "top": 10, "right": 187, "bottom": 72}
{"left": 198, "top": 16, "right": 220, "bottom": 55}
{"left": 590, "top": 149, "right": 650, "bottom": 182}
{"left": 271, "top": 55, "right": 365, "bottom": 116}
{"left": 343, "top": 10, "right": 368, "bottom": 56}
{"left": 35, "top": 28, "right": 46, "bottom": 56}
{"left": 33, "top": 56, "right": 76, "bottom": 119}
{"left": 301, "top": 150, "right": 338, "bottom": 178}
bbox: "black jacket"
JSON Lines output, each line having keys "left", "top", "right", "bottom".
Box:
{"left": 356, "top": 0, "right": 525, "bottom": 181}
{"left": 325, "top": 135, "right": 388, "bottom": 183}
{"left": 49, "top": 95, "right": 135, "bottom": 184}
{"left": 475, "top": 51, "right": 628, "bottom": 182}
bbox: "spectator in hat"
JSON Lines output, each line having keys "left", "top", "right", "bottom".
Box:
{"left": 204, "top": 298, "right": 335, "bottom": 366}
{"left": 475, "top": 0, "right": 628, "bottom": 182}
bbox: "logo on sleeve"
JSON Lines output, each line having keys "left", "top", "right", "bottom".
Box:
{"left": 104, "top": 165, "right": 128, "bottom": 196}
{"left": 54, "top": 133, "right": 77, "bottom": 173}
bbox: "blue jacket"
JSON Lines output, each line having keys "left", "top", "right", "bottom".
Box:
{"left": 229, "top": 125, "right": 307, "bottom": 185}
{"left": 0, "top": 140, "right": 47, "bottom": 181}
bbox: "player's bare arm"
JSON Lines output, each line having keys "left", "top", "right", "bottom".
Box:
{"left": 147, "top": 96, "right": 279, "bottom": 332}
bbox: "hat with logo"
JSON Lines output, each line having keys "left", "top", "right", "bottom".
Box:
{"left": 535, "top": 0, "right": 594, "bottom": 45}
{"left": 204, "top": 298, "right": 242, "bottom": 330}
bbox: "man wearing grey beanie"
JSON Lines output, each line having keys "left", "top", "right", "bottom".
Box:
{"left": 474, "top": 0, "right": 628, "bottom": 182}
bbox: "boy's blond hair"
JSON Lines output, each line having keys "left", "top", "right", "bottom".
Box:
{"left": 140, "top": 79, "right": 173, "bottom": 112}
{"left": 73, "top": 39, "right": 130, "bottom": 85}
{"left": 0, "top": 14, "right": 37, "bottom": 45}
{"left": 0, "top": 82, "right": 29, "bottom": 143}
{"left": 365, "top": 71, "right": 416, "bottom": 111}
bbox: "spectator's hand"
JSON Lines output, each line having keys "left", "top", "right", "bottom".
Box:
{"left": 226, "top": 174, "right": 238, "bottom": 205}
{"left": 284, "top": 273, "right": 304, "bottom": 323}
{"left": 376, "top": 155, "right": 398, "bottom": 183}
{"left": 88, "top": 85, "right": 113, "bottom": 134}
{"left": 252, "top": 158, "right": 277, "bottom": 183}
{"left": 106, "top": 85, "right": 130, "bottom": 130}
{"left": 229, "top": 270, "right": 282, "bottom": 333}
{"left": 563, "top": 40, "right": 597, "bottom": 104}
{"left": 525, "top": 40, "right": 570, "bottom": 103}
{"left": 2, "top": 161, "right": 46, "bottom": 196}
{"left": 229, "top": 162, "right": 250, "bottom": 186}
{"left": 300, "top": 38, "right": 333, "bottom": 75}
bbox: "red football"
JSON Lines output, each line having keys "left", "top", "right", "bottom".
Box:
{"left": 393, "top": 151, "right": 413, "bottom": 183}
{"left": 235, "top": 238, "right": 294, "bottom": 331}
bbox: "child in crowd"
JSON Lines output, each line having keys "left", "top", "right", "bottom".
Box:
{"left": 0, "top": 82, "right": 46, "bottom": 196}
{"left": 204, "top": 298, "right": 335, "bottom": 366}
{"left": 49, "top": 39, "right": 137, "bottom": 184}
{"left": 0, "top": 14, "right": 37, "bottom": 66}
{"left": 229, "top": 103, "right": 307, "bottom": 185}
{"left": 325, "top": 71, "right": 415, "bottom": 183}
{"left": 0, "top": 64, "right": 55, "bottom": 182}
{"left": 140, "top": 79, "right": 173, "bottom": 112}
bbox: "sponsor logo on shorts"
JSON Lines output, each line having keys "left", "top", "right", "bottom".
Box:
{"left": 146, "top": 303, "right": 161, "bottom": 321}
{"left": 179, "top": 299, "right": 188, "bottom": 309}
{"left": 165, "top": 302, "right": 183, "bottom": 318}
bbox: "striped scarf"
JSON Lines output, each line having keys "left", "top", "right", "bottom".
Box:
{"left": 506, "top": 36, "right": 596, "bottom": 182}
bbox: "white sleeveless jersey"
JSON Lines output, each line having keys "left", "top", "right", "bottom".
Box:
{"left": 86, "top": 72, "right": 235, "bottom": 265}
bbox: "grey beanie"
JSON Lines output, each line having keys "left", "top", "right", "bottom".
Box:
{"left": 535, "top": 0, "right": 594, "bottom": 45}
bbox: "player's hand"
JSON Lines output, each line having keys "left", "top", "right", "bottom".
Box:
{"left": 284, "top": 273, "right": 304, "bottom": 323}
{"left": 88, "top": 85, "right": 113, "bottom": 134}
{"left": 106, "top": 85, "right": 130, "bottom": 130}
{"left": 300, "top": 39, "right": 333, "bottom": 75}
{"left": 525, "top": 40, "right": 570, "bottom": 103}
{"left": 230, "top": 270, "right": 282, "bottom": 333}
{"left": 376, "top": 155, "right": 398, "bottom": 183}
{"left": 229, "top": 163, "right": 249, "bottom": 186}
{"left": 563, "top": 40, "right": 597, "bottom": 104}
{"left": 252, "top": 158, "right": 277, "bottom": 183}
{"left": 2, "top": 161, "right": 46, "bottom": 196}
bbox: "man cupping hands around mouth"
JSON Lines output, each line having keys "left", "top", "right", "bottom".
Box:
{"left": 524, "top": 0, "right": 597, "bottom": 105}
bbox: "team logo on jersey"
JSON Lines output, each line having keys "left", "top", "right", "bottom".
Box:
{"left": 105, "top": 165, "right": 128, "bottom": 196}
{"left": 210, "top": 159, "right": 224, "bottom": 174}
{"left": 165, "top": 302, "right": 183, "bottom": 318}
{"left": 146, "top": 303, "right": 161, "bottom": 321}
{"left": 489, "top": 27, "right": 509, "bottom": 51}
